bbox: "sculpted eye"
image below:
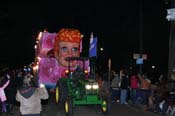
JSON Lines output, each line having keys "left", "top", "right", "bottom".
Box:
{"left": 60, "top": 46, "right": 79, "bottom": 53}
{"left": 71, "top": 47, "right": 79, "bottom": 52}
{"left": 60, "top": 46, "right": 68, "bottom": 52}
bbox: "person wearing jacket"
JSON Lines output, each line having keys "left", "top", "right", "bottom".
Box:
{"left": 16, "top": 72, "right": 49, "bottom": 116}
{"left": 120, "top": 69, "right": 129, "bottom": 104}
{"left": 4, "top": 69, "right": 17, "bottom": 115}
{"left": 0, "top": 72, "right": 10, "bottom": 113}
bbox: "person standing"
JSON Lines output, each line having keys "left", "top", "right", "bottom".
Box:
{"left": 4, "top": 69, "right": 17, "bottom": 115}
{"left": 138, "top": 74, "right": 151, "bottom": 110}
{"left": 130, "top": 73, "right": 139, "bottom": 104}
{"left": 16, "top": 72, "right": 49, "bottom": 116}
{"left": 111, "top": 72, "right": 121, "bottom": 102}
{"left": 120, "top": 69, "right": 129, "bottom": 104}
{"left": 0, "top": 70, "right": 10, "bottom": 113}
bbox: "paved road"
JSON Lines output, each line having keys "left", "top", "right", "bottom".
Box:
{"left": 2, "top": 95, "right": 164, "bottom": 116}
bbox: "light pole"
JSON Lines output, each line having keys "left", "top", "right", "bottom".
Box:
{"left": 167, "top": 1, "right": 175, "bottom": 81}
{"left": 139, "top": 0, "right": 143, "bottom": 75}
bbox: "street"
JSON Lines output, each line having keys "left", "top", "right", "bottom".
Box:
{"left": 2, "top": 94, "right": 162, "bottom": 116}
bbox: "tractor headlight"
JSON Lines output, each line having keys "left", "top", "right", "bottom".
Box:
{"left": 85, "top": 83, "right": 99, "bottom": 90}
{"left": 92, "top": 83, "right": 99, "bottom": 89}
{"left": 85, "top": 84, "right": 92, "bottom": 90}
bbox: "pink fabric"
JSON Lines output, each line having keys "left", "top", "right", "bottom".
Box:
{"left": 38, "top": 58, "right": 89, "bottom": 85}
{"left": 130, "top": 75, "right": 139, "bottom": 89}
{"left": 38, "top": 58, "right": 58, "bottom": 84}
{"left": 0, "top": 80, "right": 9, "bottom": 102}
{"left": 38, "top": 32, "right": 57, "bottom": 57}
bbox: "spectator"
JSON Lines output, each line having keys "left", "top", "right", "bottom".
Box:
{"left": 120, "top": 69, "right": 129, "bottom": 104}
{"left": 138, "top": 74, "right": 151, "bottom": 110}
{"left": 111, "top": 72, "right": 121, "bottom": 102}
{"left": 0, "top": 70, "right": 10, "bottom": 113}
{"left": 4, "top": 69, "right": 17, "bottom": 115}
{"left": 155, "top": 91, "right": 169, "bottom": 116}
{"left": 100, "top": 73, "right": 110, "bottom": 98}
{"left": 16, "top": 73, "right": 49, "bottom": 116}
{"left": 130, "top": 73, "right": 139, "bottom": 104}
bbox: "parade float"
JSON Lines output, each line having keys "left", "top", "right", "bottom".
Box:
{"left": 33, "top": 29, "right": 110, "bottom": 116}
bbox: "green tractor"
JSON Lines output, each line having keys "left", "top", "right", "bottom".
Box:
{"left": 55, "top": 57, "right": 110, "bottom": 116}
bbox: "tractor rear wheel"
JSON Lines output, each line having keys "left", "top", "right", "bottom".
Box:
{"left": 55, "top": 80, "right": 68, "bottom": 104}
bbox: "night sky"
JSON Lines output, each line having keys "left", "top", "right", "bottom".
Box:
{"left": 2, "top": 0, "right": 173, "bottom": 74}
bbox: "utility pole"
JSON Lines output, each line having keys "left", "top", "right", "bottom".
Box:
{"left": 139, "top": 0, "right": 143, "bottom": 75}
{"left": 167, "top": 0, "right": 175, "bottom": 82}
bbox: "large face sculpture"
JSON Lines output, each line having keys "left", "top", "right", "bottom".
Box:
{"left": 54, "top": 28, "right": 82, "bottom": 67}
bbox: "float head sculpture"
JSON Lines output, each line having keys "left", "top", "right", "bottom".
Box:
{"left": 54, "top": 28, "right": 82, "bottom": 67}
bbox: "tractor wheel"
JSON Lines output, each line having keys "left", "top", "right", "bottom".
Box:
{"left": 101, "top": 99, "right": 111, "bottom": 116}
{"left": 55, "top": 85, "right": 59, "bottom": 104}
{"left": 65, "top": 97, "right": 73, "bottom": 116}
{"left": 55, "top": 80, "right": 68, "bottom": 104}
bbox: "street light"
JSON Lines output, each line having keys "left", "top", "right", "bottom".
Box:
{"left": 166, "top": 2, "right": 175, "bottom": 81}
{"left": 100, "top": 47, "right": 104, "bottom": 51}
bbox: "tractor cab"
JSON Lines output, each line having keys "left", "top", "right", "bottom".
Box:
{"left": 65, "top": 57, "right": 89, "bottom": 80}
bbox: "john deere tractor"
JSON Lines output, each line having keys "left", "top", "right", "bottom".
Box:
{"left": 55, "top": 57, "right": 110, "bottom": 116}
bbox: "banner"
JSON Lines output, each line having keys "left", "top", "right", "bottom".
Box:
{"left": 89, "top": 33, "right": 97, "bottom": 57}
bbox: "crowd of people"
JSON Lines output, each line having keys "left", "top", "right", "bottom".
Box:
{"left": 97, "top": 69, "right": 175, "bottom": 116}
{"left": 0, "top": 66, "right": 175, "bottom": 116}
{"left": 0, "top": 67, "right": 49, "bottom": 116}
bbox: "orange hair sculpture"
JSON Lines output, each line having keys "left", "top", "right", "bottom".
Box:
{"left": 54, "top": 28, "right": 82, "bottom": 55}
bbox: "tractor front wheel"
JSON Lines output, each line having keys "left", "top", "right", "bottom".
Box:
{"left": 65, "top": 97, "right": 73, "bottom": 116}
{"left": 101, "top": 99, "right": 111, "bottom": 116}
